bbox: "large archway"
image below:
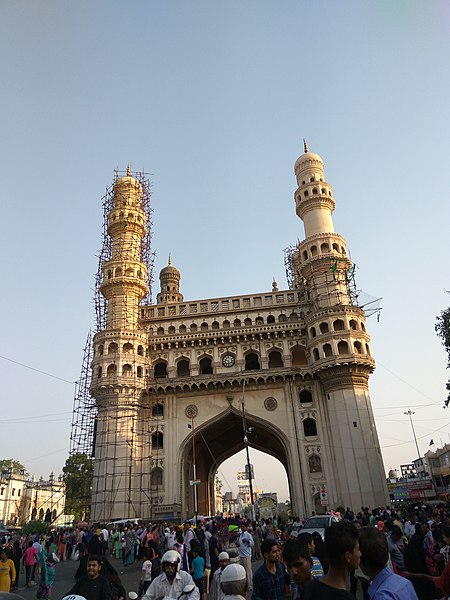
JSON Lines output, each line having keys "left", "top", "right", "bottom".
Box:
{"left": 179, "top": 407, "right": 292, "bottom": 518}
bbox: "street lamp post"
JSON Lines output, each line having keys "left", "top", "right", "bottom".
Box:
{"left": 404, "top": 409, "right": 421, "bottom": 460}
{"left": 241, "top": 399, "right": 255, "bottom": 521}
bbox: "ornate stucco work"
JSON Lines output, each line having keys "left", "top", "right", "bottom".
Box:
{"left": 89, "top": 148, "right": 388, "bottom": 521}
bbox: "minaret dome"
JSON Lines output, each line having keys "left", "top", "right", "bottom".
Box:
{"left": 157, "top": 255, "right": 184, "bottom": 304}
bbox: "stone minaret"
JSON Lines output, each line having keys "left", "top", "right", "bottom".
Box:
{"left": 90, "top": 167, "right": 149, "bottom": 521}
{"left": 292, "top": 143, "right": 388, "bottom": 509}
{"left": 157, "top": 256, "right": 184, "bottom": 304}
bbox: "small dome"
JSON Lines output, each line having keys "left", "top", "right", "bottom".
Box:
{"left": 115, "top": 164, "right": 142, "bottom": 192}
{"left": 160, "top": 255, "right": 180, "bottom": 277}
{"left": 294, "top": 151, "right": 324, "bottom": 173}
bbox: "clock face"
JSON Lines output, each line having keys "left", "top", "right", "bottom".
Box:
{"left": 222, "top": 354, "right": 235, "bottom": 368}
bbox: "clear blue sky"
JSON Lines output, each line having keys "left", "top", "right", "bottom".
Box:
{"left": 1, "top": 1, "right": 449, "bottom": 503}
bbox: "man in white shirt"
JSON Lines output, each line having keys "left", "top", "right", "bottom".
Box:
{"left": 238, "top": 523, "right": 254, "bottom": 593}
{"left": 212, "top": 552, "right": 230, "bottom": 600}
{"left": 404, "top": 514, "right": 417, "bottom": 540}
{"left": 142, "top": 550, "right": 200, "bottom": 600}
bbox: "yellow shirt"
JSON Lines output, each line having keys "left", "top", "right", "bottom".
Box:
{"left": 0, "top": 558, "right": 16, "bottom": 592}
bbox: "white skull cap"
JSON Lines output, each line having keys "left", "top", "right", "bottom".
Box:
{"left": 220, "top": 563, "right": 246, "bottom": 582}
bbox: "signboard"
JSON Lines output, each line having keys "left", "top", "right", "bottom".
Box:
{"left": 320, "top": 489, "right": 328, "bottom": 506}
{"left": 189, "top": 479, "right": 201, "bottom": 486}
{"left": 245, "top": 464, "right": 254, "bottom": 480}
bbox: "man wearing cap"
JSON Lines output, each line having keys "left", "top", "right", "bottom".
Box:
{"left": 220, "top": 563, "right": 248, "bottom": 600}
{"left": 238, "top": 522, "right": 254, "bottom": 593}
{"left": 212, "top": 552, "right": 230, "bottom": 600}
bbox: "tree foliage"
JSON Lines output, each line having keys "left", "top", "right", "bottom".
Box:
{"left": 21, "top": 520, "right": 48, "bottom": 536}
{"left": 0, "top": 459, "right": 28, "bottom": 477}
{"left": 62, "top": 453, "right": 93, "bottom": 520}
{"left": 435, "top": 305, "right": 450, "bottom": 408}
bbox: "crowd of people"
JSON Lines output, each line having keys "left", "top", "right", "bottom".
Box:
{"left": 1, "top": 501, "right": 450, "bottom": 599}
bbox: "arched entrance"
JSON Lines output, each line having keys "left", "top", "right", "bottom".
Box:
{"left": 180, "top": 407, "right": 292, "bottom": 518}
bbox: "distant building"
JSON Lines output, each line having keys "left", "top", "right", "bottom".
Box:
{"left": 0, "top": 470, "right": 67, "bottom": 526}
{"left": 0, "top": 469, "right": 26, "bottom": 526}
{"left": 387, "top": 458, "right": 437, "bottom": 503}
{"left": 425, "top": 443, "right": 450, "bottom": 499}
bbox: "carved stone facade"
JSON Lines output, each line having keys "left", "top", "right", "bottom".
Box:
{"left": 89, "top": 149, "right": 388, "bottom": 521}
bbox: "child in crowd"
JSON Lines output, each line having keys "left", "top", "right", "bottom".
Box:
{"left": 190, "top": 548, "right": 206, "bottom": 600}
{"left": 140, "top": 549, "right": 153, "bottom": 594}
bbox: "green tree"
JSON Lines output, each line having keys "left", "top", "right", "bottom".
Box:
{"left": 435, "top": 305, "right": 450, "bottom": 408}
{"left": 21, "top": 520, "right": 48, "bottom": 536}
{"left": 62, "top": 453, "right": 93, "bottom": 520}
{"left": 0, "top": 459, "right": 28, "bottom": 477}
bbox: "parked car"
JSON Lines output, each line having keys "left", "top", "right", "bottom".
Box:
{"left": 300, "top": 515, "right": 340, "bottom": 540}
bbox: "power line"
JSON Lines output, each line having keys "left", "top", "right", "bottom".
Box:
{"left": 0, "top": 354, "right": 76, "bottom": 385}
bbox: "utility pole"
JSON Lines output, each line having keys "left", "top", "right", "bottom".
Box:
{"left": 241, "top": 384, "right": 255, "bottom": 521}
{"left": 191, "top": 417, "right": 198, "bottom": 524}
{"left": 404, "top": 409, "right": 421, "bottom": 460}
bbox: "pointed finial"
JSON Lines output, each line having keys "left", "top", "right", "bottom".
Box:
{"left": 168, "top": 254, "right": 172, "bottom": 266}
{"left": 272, "top": 277, "right": 279, "bottom": 292}
{"left": 303, "top": 138, "right": 309, "bottom": 153}
{"left": 126, "top": 163, "right": 131, "bottom": 177}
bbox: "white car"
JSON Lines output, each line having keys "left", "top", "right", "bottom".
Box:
{"left": 299, "top": 515, "right": 340, "bottom": 540}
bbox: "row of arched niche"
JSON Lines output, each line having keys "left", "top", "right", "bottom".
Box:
{"left": 151, "top": 313, "right": 303, "bottom": 336}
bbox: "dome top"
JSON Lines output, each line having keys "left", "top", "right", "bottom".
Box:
{"left": 294, "top": 139, "right": 324, "bottom": 174}
{"left": 160, "top": 254, "right": 180, "bottom": 277}
{"left": 115, "top": 163, "right": 142, "bottom": 191}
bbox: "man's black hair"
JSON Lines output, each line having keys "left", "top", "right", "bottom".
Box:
{"left": 358, "top": 527, "right": 388, "bottom": 570}
{"left": 298, "top": 532, "right": 313, "bottom": 545}
{"left": 261, "top": 538, "right": 278, "bottom": 558}
{"left": 87, "top": 554, "right": 103, "bottom": 566}
{"left": 324, "top": 521, "right": 358, "bottom": 567}
{"left": 282, "top": 539, "right": 311, "bottom": 563}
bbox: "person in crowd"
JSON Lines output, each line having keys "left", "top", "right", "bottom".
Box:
{"left": 23, "top": 539, "right": 38, "bottom": 588}
{"left": 386, "top": 525, "right": 405, "bottom": 571}
{"left": 405, "top": 525, "right": 450, "bottom": 598}
{"left": 124, "top": 525, "right": 138, "bottom": 566}
{"left": 238, "top": 522, "right": 254, "bottom": 593}
{"left": 311, "top": 531, "right": 329, "bottom": 574}
{"left": 65, "top": 555, "right": 112, "bottom": 600}
{"left": 302, "top": 521, "right": 360, "bottom": 599}
{"left": 111, "top": 528, "right": 122, "bottom": 560}
{"left": 140, "top": 548, "right": 154, "bottom": 594}
{"left": 190, "top": 547, "right": 206, "bottom": 600}
{"left": 403, "top": 513, "right": 417, "bottom": 541}
{"left": 11, "top": 539, "right": 22, "bottom": 590}
{"left": 142, "top": 550, "right": 200, "bottom": 600}
{"left": 211, "top": 552, "right": 230, "bottom": 600}
{"left": 403, "top": 523, "right": 435, "bottom": 600}
{"left": 209, "top": 526, "right": 220, "bottom": 574}
{"left": 252, "top": 538, "right": 287, "bottom": 600}
{"left": 358, "top": 527, "right": 418, "bottom": 600}
{"left": 183, "top": 522, "right": 196, "bottom": 554}
{"left": 252, "top": 521, "right": 263, "bottom": 560}
{"left": 0, "top": 548, "right": 16, "bottom": 592}
{"left": 32, "top": 536, "right": 43, "bottom": 582}
{"left": 282, "top": 538, "right": 313, "bottom": 600}
{"left": 101, "top": 556, "right": 126, "bottom": 600}
{"left": 220, "top": 563, "right": 247, "bottom": 600}
{"left": 36, "top": 541, "right": 59, "bottom": 600}
{"left": 298, "top": 533, "right": 324, "bottom": 578}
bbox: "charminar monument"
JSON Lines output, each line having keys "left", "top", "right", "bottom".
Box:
{"left": 87, "top": 143, "right": 389, "bottom": 521}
